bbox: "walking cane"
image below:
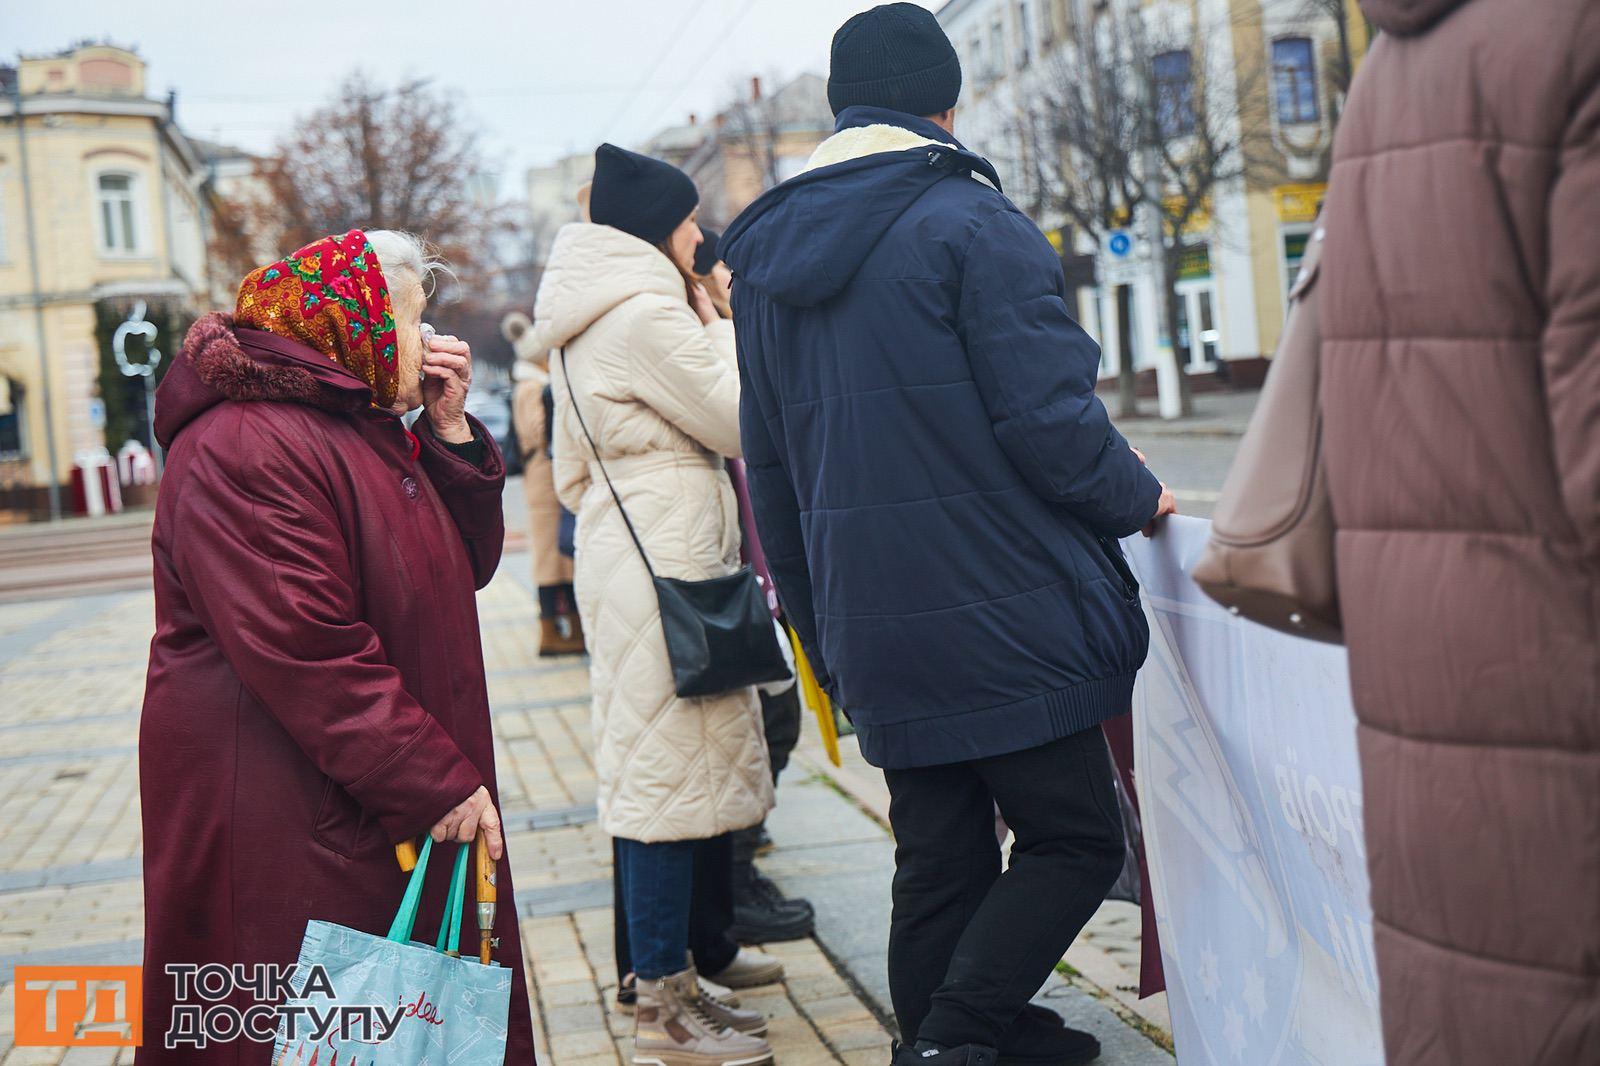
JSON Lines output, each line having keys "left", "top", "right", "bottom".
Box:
{"left": 475, "top": 829, "right": 498, "bottom": 965}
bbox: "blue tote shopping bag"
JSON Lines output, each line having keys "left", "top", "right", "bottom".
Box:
{"left": 273, "top": 838, "right": 512, "bottom": 1065}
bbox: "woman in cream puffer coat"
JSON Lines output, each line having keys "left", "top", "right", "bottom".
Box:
{"left": 530, "top": 157, "right": 774, "bottom": 852}
{"left": 530, "top": 148, "right": 779, "bottom": 1065}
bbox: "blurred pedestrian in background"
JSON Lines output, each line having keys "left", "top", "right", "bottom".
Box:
{"left": 1319, "top": 1, "right": 1600, "bottom": 1063}
{"left": 532, "top": 144, "right": 777, "bottom": 1066}
{"left": 504, "top": 312, "right": 585, "bottom": 655}
{"left": 137, "top": 229, "right": 535, "bottom": 1063}
{"left": 722, "top": 5, "right": 1174, "bottom": 1064}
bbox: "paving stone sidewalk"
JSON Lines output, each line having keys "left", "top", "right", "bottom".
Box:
{"left": 0, "top": 544, "right": 1169, "bottom": 1064}
{"left": 0, "top": 551, "right": 895, "bottom": 1064}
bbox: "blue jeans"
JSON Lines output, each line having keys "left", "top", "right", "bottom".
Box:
{"left": 614, "top": 837, "right": 698, "bottom": 980}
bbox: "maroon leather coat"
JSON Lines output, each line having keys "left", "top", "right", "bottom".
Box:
{"left": 136, "top": 313, "right": 535, "bottom": 1062}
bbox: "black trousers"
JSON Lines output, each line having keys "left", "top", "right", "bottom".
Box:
{"left": 884, "top": 726, "right": 1126, "bottom": 1049}
{"left": 613, "top": 833, "right": 740, "bottom": 983}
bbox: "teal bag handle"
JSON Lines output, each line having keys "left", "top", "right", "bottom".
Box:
{"left": 436, "top": 842, "right": 470, "bottom": 956}
{"left": 385, "top": 837, "right": 472, "bottom": 955}
{"left": 386, "top": 836, "right": 435, "bottom": 943}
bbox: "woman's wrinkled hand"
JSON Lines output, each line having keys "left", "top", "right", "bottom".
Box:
{"left": 430, "top": 785, "right": 503, "bottom": 860}
{"left": 423, "top": 333, "right": 474, "bottom": 444}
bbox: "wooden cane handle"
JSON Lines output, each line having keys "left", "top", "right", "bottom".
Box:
{"left": 395, "top": 836, "right": 421, "bottom": 872}
{"left": 475, "top": 832, "right": 497, "bottom": 902}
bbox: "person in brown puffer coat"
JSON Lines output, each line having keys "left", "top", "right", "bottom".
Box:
{"left": 1322, "top": 2, "right": 1600, "bottom": 1063}
{"left": 503, "top": 313, "right": 584, "bottom": 656}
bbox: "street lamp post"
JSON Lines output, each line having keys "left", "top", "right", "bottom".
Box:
{"left": 113, "top": 301, "right": 164, "bottom": 472}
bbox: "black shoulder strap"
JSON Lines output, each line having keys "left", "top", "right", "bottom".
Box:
{"left": 554, "top": 349, "right": 657, "bottom": 579}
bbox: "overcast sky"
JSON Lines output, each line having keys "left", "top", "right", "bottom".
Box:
{"left": 10, "top": 0, "right": 940, "bottom": 198}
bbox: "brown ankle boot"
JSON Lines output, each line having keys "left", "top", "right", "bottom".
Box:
{"left": 564, "top": 610, "right": 587, "bottom": 653}
{"left": 632, "top": 968, "right": 772, "bottom": 1066}
{"left": 538, "top": 614, "right": 585, "bottom": 657}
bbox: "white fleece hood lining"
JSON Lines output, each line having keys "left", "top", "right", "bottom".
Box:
{"left": 801, "top": 123, "right": 956, "bottom": 173}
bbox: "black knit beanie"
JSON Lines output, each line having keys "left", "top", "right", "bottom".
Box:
{"left": 827, "top": 2, "right": 962, "bottom": 118}
{"left": 589, "top": 143, "right": 699, "bottom": 246}
{"left": 692, "top": 228, "right": 721, "bottom": 276}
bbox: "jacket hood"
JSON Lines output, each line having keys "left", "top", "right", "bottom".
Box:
{"left": 721, "top": 106, "right": 1001, "bottom": 308}
{"left": 529, "top": 223, "right": 689, "bottom": 352}
{"left": 154, "top": 312, "right": 374, "bottom": 447}
{"left": 1360, "top": 0, "right": 1471, "bottom": 35}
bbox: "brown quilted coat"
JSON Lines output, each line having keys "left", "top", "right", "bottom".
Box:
{"left": 1323, "top": 1, "right": 1600, "bottom": 1062}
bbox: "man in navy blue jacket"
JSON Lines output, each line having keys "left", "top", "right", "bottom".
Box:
{"left": 723, "top": 4, "right": 1174, "bottom": 1064}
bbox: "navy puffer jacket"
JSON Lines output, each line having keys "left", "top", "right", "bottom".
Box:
{"left": 722, "top": 107, "right": 1161, "bottom": 769}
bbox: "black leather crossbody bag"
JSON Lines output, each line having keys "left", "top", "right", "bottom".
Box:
{"left": 557, "top": 351, "right": 790, "bottom": 698}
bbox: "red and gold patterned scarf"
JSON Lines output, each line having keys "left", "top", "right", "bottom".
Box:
{"left": 235, "top": 229, "right": 401, "bottom": 408}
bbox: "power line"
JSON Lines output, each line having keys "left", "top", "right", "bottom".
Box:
{"left": 627, "top": 0, "right": 765, "bottom": 141}
{"left": 598, "top": 0, "right": 725, "bottom": 143}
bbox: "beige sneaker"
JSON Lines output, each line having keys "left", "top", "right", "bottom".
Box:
{"left": 617, "top": 972, "right": 743, "bottom": 1016}
{"left": 704, "top": 947, "right": 785, "bottom": 990}
{"left": 696, "top": 977, "right": 768, "bottom": 1038}
{"left": 633, "top": 968, "right": 773, "bottom": 1066}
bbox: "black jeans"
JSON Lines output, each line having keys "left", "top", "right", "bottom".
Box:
{"left": 884, "top": 726, "right": 1126, "bottom": 1049}
{"left": 613, "top": 834, "right": 740, "bottom": 983}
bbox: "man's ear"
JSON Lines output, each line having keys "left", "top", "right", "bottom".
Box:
{"left": 927, "top": 108, "right": 957, "bottom": 135}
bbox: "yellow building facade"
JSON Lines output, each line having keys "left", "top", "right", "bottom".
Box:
{"left": 0, "top": 44, "right": 214, "bottom": 510}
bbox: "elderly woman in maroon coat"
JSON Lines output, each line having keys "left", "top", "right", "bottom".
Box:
{"left": 137, "top": 229, "right": 535, "bottom": 1062}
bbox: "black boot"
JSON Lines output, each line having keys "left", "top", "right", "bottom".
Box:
{"left": 730, "top": 861, "right": 814, "bottom": 943}
{"left": 998, "top": 1004, "right": 1100, "bottom": 1065}
{"left": 892, "top": 1041, "right": 999, "bottom": 1066}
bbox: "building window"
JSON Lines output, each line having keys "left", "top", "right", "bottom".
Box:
{"left": 96, "top": 172, "right": 141, "bottom": 254}
{"left": 1272, "top": 37, "right": 1320, "bottom": 124}
{"left": 0, "top": 377, "right": 26, "bottom": 459}
{"left": 990, "top": 19, "right": 1006, "bottom": 78}
{"left": 1153, "top": 50, "right": 1196, "bottom": 138}
{"left": 1283, "top": 227, "right": 1313, "bottom": 299}
{"left": 1017, "top": 2, "right": 1034, "bottom": 67}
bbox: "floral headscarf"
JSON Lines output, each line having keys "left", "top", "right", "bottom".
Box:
{"left": 235, "top": 229, "right": 401, "bottom": 407}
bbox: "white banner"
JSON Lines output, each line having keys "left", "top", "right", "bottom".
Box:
{"left": 1124, "top": 516, "right": 1383, "bottom": 1065}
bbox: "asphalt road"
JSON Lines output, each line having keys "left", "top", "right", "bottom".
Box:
{"left": 1126, "top": 434, "right": 1239, "bottom": 519}
{"left": 504, "top": 429, "right": 1240, "bottom": 530}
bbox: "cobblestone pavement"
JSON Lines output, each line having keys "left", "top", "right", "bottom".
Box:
{"left": 0, "top": 551, "right": 894, "bottom": 1064}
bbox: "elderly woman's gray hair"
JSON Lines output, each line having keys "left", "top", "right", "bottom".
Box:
{"left": 366, "top": 229, "right": 449, "bottom": 301}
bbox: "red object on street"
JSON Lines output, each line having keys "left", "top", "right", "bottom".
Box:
{"left": 1103, "top": 712, "right": 1165, "bottom": 998}
{"left": 69, "top": 454, "right": 123, "bottom": 516}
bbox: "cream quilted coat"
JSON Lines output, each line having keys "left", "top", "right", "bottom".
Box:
{"left": 531, "top": 222, "right": 773, "bottom": 843}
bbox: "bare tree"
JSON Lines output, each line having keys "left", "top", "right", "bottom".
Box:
{"left": 1013, "top": 11, "right": 1147, "bottom": 416}
{"left": 1139, "top": 8, "right": 1283, "bottom": 414}
{"left": 690, "top": 73, "right": 831, "bottom": 228}
{"left": 720, "top": 75, "right": 788, "bottom": 198}
{"left": 1012, "top": 1, "right": 1281, "bottom": 417}
{"left": 210, "top": 73, "right": 531, "bottom": 368}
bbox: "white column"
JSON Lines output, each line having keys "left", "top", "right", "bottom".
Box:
{"left": 1098, "top": 283, "right": 1121, "bottom": 378}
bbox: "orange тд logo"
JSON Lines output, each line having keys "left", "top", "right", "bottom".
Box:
{"left": 13, "top": 966, "right": 142, "bottom": 1047}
